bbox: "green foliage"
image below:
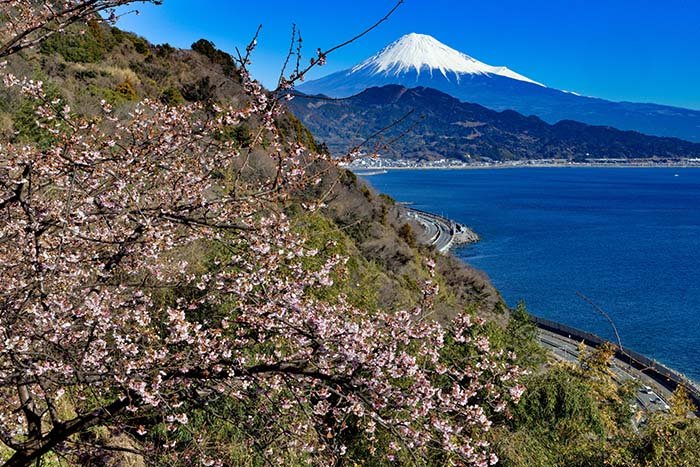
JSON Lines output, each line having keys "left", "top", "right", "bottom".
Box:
{"left": 216, "top": 124, "right": 253, "bottom": 148}
{"left": 190, "top": 39, "right": 217, "bottom": 57}
{"left": 377, "top": 203, "right": 389, "bottom": 225}
{"left": 342, "top": 169, "right": 357, "bottom": 185}
{"left": 87, "top": 19, "right": 117, "bottom": 48}
{"left": 360, "top": 184, "right": 373, "bottom": 201}
{"left": 181, "top": 76, "right": 216, "bottom": 102}
{"left": 130, "top": 59, "right": 169, "bottom": 82}
{"left": 289, "top": 212, "right": 385, "bottom": 311}
{"left": 670, "top": 385, "right": 697, "bottom": 418}
{"left": 494, "top": 365, "right": 611, "bottom": 466}
{"left": 512, "top": 366, "right": 604, "bottom": 435}
{"left": 487, "top": 302, "right": 546, "bottom": 371}
{"left": 491, "top": 427, "right": 554, "bottom": 467}
{"left": 40, "top": 23, "right": 113, "bottom": 63}
{"left": 41, "top": 32, "right": 104, "bottom": 63}
{"left": 159, "top": 86, "right": 185, "bottom": 106}
{"left": 280, "top": 113, "right": 319, "bottom": 151}
{"left": 90, "top": 79, "right": 140, "bottom": 106}
{"left": 630, "top": 416, "right": 700, "bottom": 466}
{"left": 378, "top": 193, "right": 395, "bottom": 205}
{"left": 191, "top": 39, "right": 236, "bottom": 76}
{"left": 73, "top": 69, "right": 98, "bottom": 80}
{"left": 398, "top": 223, "right": 416, "bottom": 247}
{"left": 114, "top": 80, "right": 138, "bottom": 101}
{"left": 573, "top": 341, "right": 636, "bottom": 434}
{"left": 146, "top": 395, "right": 315, "bottom": 466}
{"left": 507, "top": 303, "right": 546, "bottom": 367}
{"left": 110, "top": 27, "right": 129, "bottom": 44}
{"left": 317, "top": 141, "right": 331, "bottom": 155}
{"left": 578, "top": 341, "right": 616, "bottom": 377}
{"left": 12, "top": 81, "right": 65, "bottom": 148}
{"left": 157, "top": 43, "right": 176, "bottom": 58}
{"left": 129, "top": 35, "right": 150, "bottom": 55}
{"left": 109, "top": 28, "right": 151, "bottom": 54}
{"left": 13, "top": 100, "right": 49, "bottom": 146}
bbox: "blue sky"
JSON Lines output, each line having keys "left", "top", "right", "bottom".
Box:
{"left": 117, "top": 0, "right": 700, "bottom": 109}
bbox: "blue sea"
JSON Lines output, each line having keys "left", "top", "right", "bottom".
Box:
{"left": 364, "top": 168, "right": 700, "bottom": 381}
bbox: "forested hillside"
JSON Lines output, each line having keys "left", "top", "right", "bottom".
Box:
{"left": 0, "top": 4, "right": 698, "bottom": 466}
{"left": 289, "top": 85, "right": 700, "bottom": 162}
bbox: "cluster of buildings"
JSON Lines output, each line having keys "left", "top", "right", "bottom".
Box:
{"left": 342, "top": 156, "right": 700, "bottom": 169}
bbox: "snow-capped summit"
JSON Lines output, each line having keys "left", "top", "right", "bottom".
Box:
{"left": 352, "top": 33, "right": 543, "bottom": 86}
{"left": 295, "top": 33, "right": 700, "bottom": 142}
{"left": 296, "top": 33, "right": 548, "bottom": 101}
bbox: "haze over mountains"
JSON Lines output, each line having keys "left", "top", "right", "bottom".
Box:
{"left": 297, "top": 33, "right": 700, "bottom": 143}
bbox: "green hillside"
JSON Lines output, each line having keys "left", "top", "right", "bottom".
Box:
{"left": 1, "top": 17, "right": 698, "bottom": 466}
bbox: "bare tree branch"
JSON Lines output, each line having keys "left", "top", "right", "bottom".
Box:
{"left": 0, "top": 1, "right": 160, "bottom": 59}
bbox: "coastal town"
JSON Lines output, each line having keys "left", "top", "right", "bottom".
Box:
{"left": 344, "top": 156, "right": 700, "bottom": 170}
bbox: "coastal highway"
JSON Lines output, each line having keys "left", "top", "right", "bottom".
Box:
{"left": 405, "top": 206, "right": 692, "bottom": 419}
{"left": 405, "top": 209, "right": 458, "bottom": 253}
{"left": 538, "top": 328, "right": 673, "bottom": 417}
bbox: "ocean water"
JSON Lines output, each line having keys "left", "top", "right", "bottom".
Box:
{"left": 364, "top": 168, "right": 700, "bottom": 381}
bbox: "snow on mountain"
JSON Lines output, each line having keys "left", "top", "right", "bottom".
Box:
{"left": 296, "top": 33, "right": 700, "bottom": 142}
{"left": 352, "top": 33, "right": 544, "bottom": 86}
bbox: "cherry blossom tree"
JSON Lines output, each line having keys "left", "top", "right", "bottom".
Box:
{"left": 0, "top": 2, "right": 524, "bottom": 465}
{"left": 0, "top": 1, "right": 161, "bottom": 59}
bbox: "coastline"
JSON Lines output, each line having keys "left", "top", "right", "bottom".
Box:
{"left": 368, "top": 168, "right": 700, "bottom": 387}
{"left": 533, "top": 315, "right": 700, "bottom": 407}
{"left": 399, "top": 201, "right": 700, "bottom": 406}
{"left": 349, "top": 163, "right": 700, "bottom": 171}
{"left": 403, "top": 207, "right": 479, "bottom": 253}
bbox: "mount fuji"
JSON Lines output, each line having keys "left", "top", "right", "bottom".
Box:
{"left": 348, "top": 33, "right": 543, "bottom": 86}
{"left": 297, "top": 33, "right": 700, "bottom": 142}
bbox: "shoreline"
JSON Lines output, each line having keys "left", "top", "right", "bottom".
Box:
{"left": 404, "top": 207, "right": 479, "bottom": 253}
{"left": 347, "top": 162, "right": 700, "bottom": 171}
{"left": 400, "top": 201, "right": 700, "bottom": 397}
{"left": 533, "top": 315, "right": 700, "bottom": 409}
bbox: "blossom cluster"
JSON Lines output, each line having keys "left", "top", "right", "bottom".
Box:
{"left": 0, "top": 1, "right": 162, "bottom": 59}
{"left": 0, "top": 3, "right": 524, "bottom": 465}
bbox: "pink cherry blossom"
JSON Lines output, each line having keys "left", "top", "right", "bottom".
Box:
{"left": 0, "top": 2, "right": 523, "bottom": 465}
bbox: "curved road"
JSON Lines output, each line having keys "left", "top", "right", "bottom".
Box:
{"left": 402, "top": 207, "right": 687, "bottom": 421}
{"left": 538, "top": 328, "right": 673, "bottom": 419}
{"left": 407, "top": 209, "right": 454, "bottom": 253}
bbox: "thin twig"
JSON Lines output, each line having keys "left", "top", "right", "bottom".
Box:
{"left": 285, "top": 1, "right": 404, "bottom": 87}
{"left": 348, "top": 109, "right": 415, "bottom": 156}
{"left": 576, "top": 292, "right": 623, "bottom": 351}
{"left": 277, "top": 24, "right": 298, "bottom": 87}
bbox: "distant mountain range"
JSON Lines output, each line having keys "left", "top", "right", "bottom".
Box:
{"left": 297, "top": 33, "right": 700, "bottom": 143}
{"left": 289, "top": 85, "right": 700, "bottom": 161}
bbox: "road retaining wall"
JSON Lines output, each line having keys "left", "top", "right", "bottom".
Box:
{"left": 406, "top": 207, "right": 458, "bottom": 252}
{"left": 532, "top": 315, "right": 700, "bottom": 410}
